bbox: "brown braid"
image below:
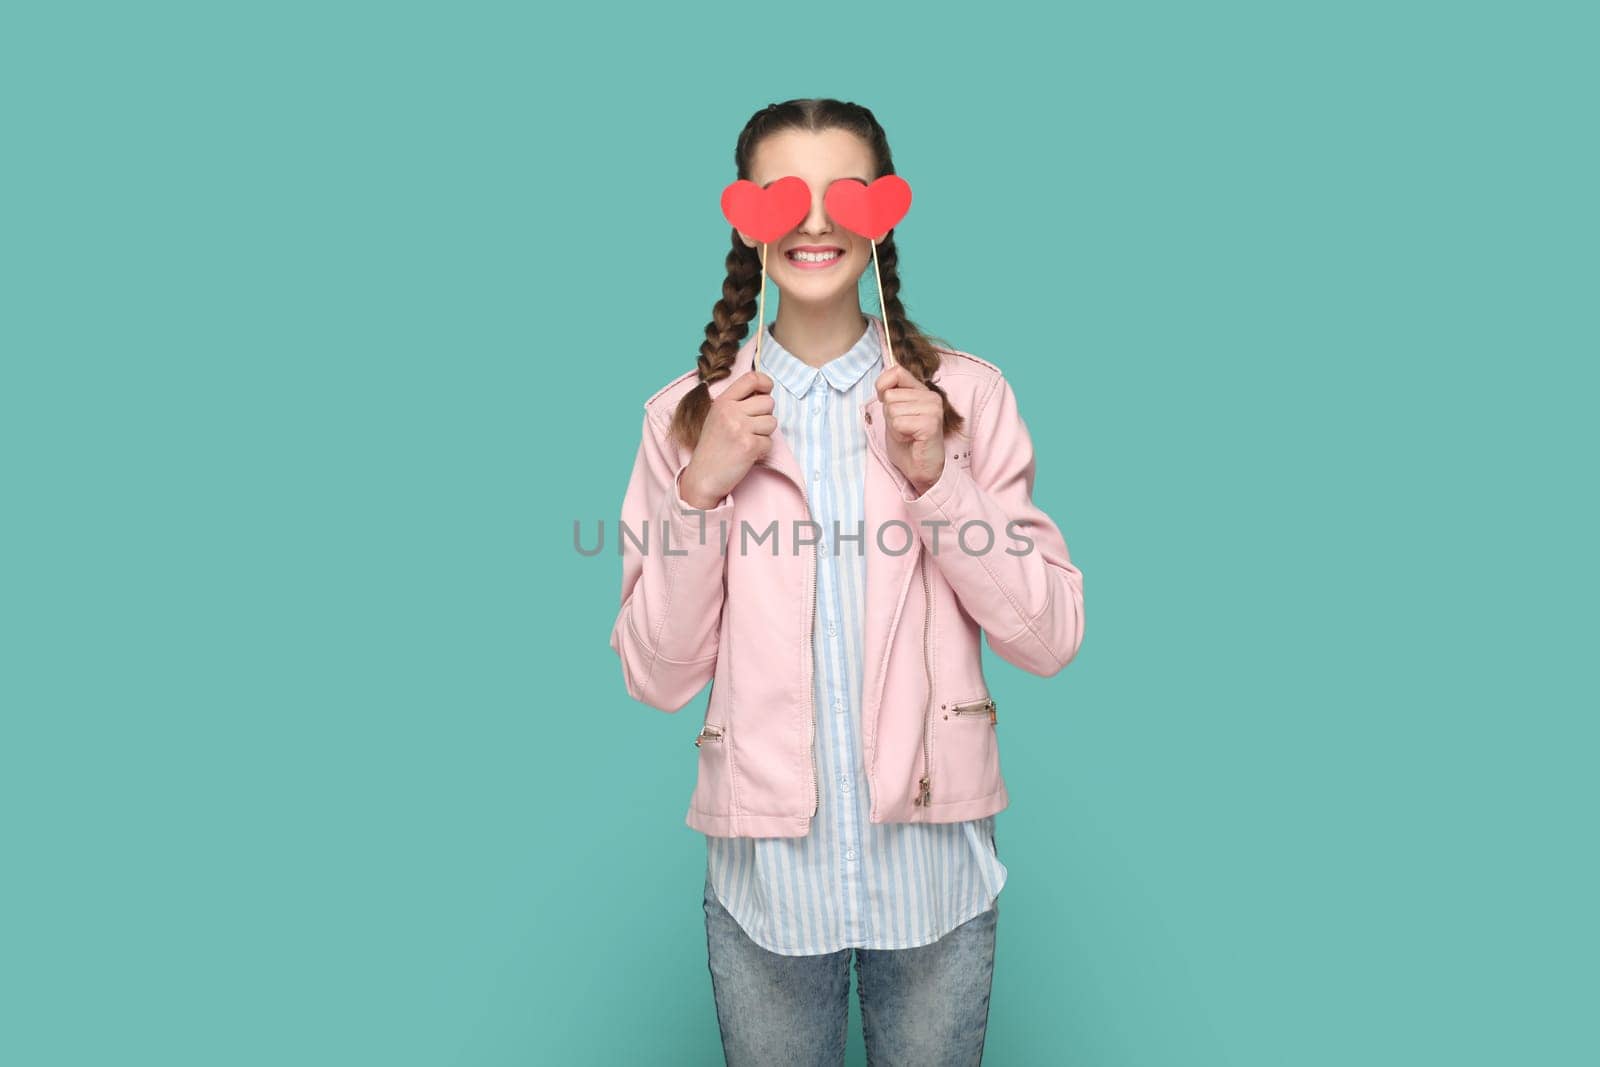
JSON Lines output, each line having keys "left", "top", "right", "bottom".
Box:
{"left": 670, "top": 98, "right": 966, "bottom": 450}
{"left": 872, "top": 231, "right": 967, "bottom": 439}
{"left": 667, "top": 231, "right": 762, "bottom": 452}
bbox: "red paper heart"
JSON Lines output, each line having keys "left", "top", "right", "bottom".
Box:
{"left": 823, "top": 175, "right": 912, "bottom": 241}
{"left": 720, "top": 176, "right": 810, "bottom": 244}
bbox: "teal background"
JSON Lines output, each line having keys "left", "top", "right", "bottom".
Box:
{"left": 2, "top": 1, "right": 1593, "bottom": 1064}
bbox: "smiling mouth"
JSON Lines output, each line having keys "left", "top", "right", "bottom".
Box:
{"left": 786, "top": 248, "right": 844, "bottom": 265}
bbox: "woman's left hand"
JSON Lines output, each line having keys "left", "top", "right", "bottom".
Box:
{"left": 874, "top": 364, "right": 945, "bottom": 497}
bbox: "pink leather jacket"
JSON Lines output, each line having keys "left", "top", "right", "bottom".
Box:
{"left": 610, "top": 321, "right": 1085, "bottom": 837}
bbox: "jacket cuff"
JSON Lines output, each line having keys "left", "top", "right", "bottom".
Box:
{"left": 663, "top": 459, "right": 734, "bottom": 551}
{"left": 902, "top": 456, "right": 991, "bottom": 558}
{"left": 900, "top": 453, "right": 963, "bottom": 510}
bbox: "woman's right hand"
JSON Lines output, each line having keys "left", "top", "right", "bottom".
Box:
{"left": 678, "top": 370, "right": 777, "bottom": 509}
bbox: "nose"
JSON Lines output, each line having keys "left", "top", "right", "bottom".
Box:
{"left": 799, "top": 184, "right": 832, "bottom": 234}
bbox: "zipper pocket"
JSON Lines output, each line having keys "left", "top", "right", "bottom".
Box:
{"left": 694, "top": 724, "right": 725, "bottom": 746}
{"left": 950, "top": 697, "right": 997, "bottom": 724}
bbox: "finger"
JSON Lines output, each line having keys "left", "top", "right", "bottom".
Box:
{"left": 884, "top": 399, "right": 940, "bottom": 424}
{"left": 882, "top": 391, "right": 943, "bottom": 418}
{"left": 737, "top": 392, "right": 776, "bottom": 416}
{"left": 887, "top": 364, "right": 921, "bottom": 392}
{"left": 886, "top": 408, "right": 941, "bottom": 433}
{"left": 882, "top": 386, "right": 938, "bottom": 407}
{"left": 723, "top": 370, "right": 775, "bottom": 400}
{"left": 874, "top": 364, "right": 919, "bottom": 397}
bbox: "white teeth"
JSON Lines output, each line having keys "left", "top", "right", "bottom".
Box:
{"left": 790, "top": 250, "right": 841, "bottom": 262}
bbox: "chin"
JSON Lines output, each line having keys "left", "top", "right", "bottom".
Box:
{"left": 775, "top": 283, "right": 855, "bottom": 305}
{"left": 778, "top": 264, "right": 864, "bottom": 292}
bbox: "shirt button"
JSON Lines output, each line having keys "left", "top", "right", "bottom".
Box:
{"left": 845, "top": 849, "right": 857, "bottom": 861}
{"left": 839, "top": 777, "right": 851, "bottom": 793}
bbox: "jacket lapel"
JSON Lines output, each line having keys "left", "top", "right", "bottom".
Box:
{"left": 859, "top": 389, "right": 923, "bottom": 748}
{"left": 706, "top": 322, "right": 922, "bottom": 754}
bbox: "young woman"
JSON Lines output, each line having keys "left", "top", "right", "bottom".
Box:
{"left": 610, "top": 98, "right": 1085, "bottom": 1065}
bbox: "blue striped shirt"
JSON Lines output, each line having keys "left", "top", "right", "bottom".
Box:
{"left": 706, "top": 312, "right": 1008, "bottom": 956}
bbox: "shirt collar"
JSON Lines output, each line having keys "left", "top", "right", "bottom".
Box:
{"left": 760, "top": 313, "right": 884, "bottom": 400}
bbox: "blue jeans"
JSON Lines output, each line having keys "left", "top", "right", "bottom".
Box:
{"left": 702, "top": 873, "right": 998, "bottom": 1065}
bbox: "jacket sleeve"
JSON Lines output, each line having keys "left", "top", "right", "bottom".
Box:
{"left": 609, "top": 408, "right": 735, "bottom": 711}
{"left": 900, "top": 373, "right": 1085, "bottom": 677}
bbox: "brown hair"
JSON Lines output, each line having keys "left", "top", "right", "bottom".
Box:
{"left": 668, "top": 98, "right": 966, "bottom": 452}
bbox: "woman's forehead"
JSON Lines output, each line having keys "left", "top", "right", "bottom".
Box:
{"left": 751, "top": 128, "right": 874, "bottom": 182}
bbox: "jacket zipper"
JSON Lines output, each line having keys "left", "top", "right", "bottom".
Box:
{"left": 755, "top": 453, "right": 819, "bottom": 820}
{"left": 951, "top": 697, "right": 997, "bottom": 723}
{"left": 807, "top": 519, "right": 818, "bottom": 817}
{"left": 694, "top": 724, "right": 725, "bottom": 746}
{"left": 862, "top": 402, "right": 935, "bottom": 814}
{"left": 915, "top": 549, "right": 933, "bottom": 808}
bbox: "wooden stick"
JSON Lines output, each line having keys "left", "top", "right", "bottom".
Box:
{"left": 755, "top": 243, "right": 768, "bottom": 376}
{"left": 870, "top": 238, "right": 897, "bottom": 368}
